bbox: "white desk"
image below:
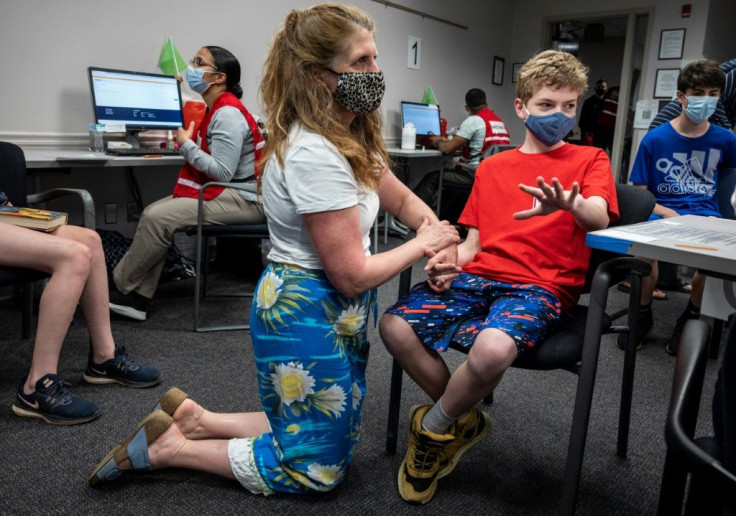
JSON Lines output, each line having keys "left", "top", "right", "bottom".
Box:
{"left": 386, "top": 147, "right": 443, "bottom": 158}
{"left": 24, "top": 149, "right": 184, "bottom": 169}
{"left": 586, "top": 215, "right": 736, "bottom": 279}
{"left": 587, "top": 215, "right": 736, "bottom": 354}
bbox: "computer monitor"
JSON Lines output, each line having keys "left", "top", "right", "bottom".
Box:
{"left": 88, "top": 67, "right": 184, "bottom": 147}
{"left": 400, "top": 101, "right": 441, "bottom": 136}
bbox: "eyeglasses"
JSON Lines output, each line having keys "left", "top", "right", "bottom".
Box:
{"left": 189, "top": 57, "right": 220, "bottom": 71}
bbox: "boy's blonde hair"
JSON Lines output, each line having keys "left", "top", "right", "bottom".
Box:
{"left": 516, "top": 50, "right": 589, "bottom": 103}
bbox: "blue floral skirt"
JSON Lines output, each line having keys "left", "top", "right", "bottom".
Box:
{"left": 234, "top": 263, "right": 373, "bottom": 494}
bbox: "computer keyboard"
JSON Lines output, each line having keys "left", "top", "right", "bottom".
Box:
{"left": 106, "top": 147, "right": 181, "bottom": 157}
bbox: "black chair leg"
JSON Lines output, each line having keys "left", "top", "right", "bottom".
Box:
{"left": 386, "top": 358, "right": 404, "bottom": 455}
{"left": 617, "top": 273, "right": 643, "bottom": 459}
{"left": 709, "top": 318, "right": 723, "bottom": 360}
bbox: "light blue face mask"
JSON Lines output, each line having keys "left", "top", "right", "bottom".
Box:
{"left": 684, "top": 95, "right": 719, "bottom": 124}
{"left": 186, "top": 66, "right": 221, "bottom": 95}
{"left": 523, "top": 106, "right": 577, "bottom": 147}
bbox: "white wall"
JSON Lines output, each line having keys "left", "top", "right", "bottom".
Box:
{"left": 0, "top": 0, "right": 515, "bottom": 147}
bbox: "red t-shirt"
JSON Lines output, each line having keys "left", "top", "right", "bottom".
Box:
{"left": 458, "top": 143, "right": 619, "bottom": 313}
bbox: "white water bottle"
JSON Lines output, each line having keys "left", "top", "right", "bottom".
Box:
{"left": 401, "top": 123, "right": 417, "bottom": 150}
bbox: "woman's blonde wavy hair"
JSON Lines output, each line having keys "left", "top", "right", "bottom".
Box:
{"left": 259, "top": 3, "right": 387, "bottom": 190}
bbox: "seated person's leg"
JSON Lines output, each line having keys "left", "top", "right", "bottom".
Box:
{"left": 0, "top": 224, "right": 91, "bottom": 392}
{"left": 382, "top": 275, "right": 562, "bottom": 503}
{"left": 665, "top": 271, "right": 706, "bottom": 356}
{"left": 113, "top": 195, "right": 194, "bottom": 299}
{"left": 618, "top": 258, "right": 657, "bottom": 350}
{"left": 412, "top": 170, "right": 440, "bottom": 208}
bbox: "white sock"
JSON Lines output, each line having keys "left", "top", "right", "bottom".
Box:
{"left": 422, "top": 398, "right": 465, "bottom": 434}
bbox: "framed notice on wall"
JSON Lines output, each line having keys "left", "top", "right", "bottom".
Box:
{"left": 512, "top": 62, "right": 522, "bottom": 83}
{"left": 492, "top": 56, "right": 505, "bottom": 86}
{"left": 654, "top": 68, "right": 679, "bottom": 98}
{"left": 658, "top": 28, "right": 685, "bottom": 60}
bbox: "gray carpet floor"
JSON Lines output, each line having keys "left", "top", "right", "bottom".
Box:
{"left": 0, "top": 236, "right": 726, "bottom": 515}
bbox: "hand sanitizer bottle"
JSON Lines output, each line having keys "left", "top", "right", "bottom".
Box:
{"left": 167, "top": 130, "right": 175, "bottom": 151}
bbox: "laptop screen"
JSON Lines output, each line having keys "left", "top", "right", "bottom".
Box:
{"left": 400, "top": 102, "right": 441, "bottom": 136}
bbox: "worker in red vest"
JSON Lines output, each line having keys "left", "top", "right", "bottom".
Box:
{"left": 111, "top": 46, "right": 265, "bottom": 321}
{"left": 414, "top": 88, "right": 510, "bottom": 218}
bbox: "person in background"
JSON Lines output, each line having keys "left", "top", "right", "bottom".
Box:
{"left": 379, "top": 49, "right": 617, "bottom": 505}
{"left": 579, "top": 78, "right": 607, "bottom": 145}
{"left": 650, "top": 58, "right": 736, "bottom": 130}
{"left": 0, "top": 192, "right": 160, "bottom": 425}
{"left": 110, "top": 46, "right": 265, "bottom": 321}
{"left": 625, "top": 59, "right": 736, "bottom": 355}
{"left": 413, "top": 88, "right": 510, "bottom": 212}
{"left": 88, "top": 4, "right": 459, "bottom": 494}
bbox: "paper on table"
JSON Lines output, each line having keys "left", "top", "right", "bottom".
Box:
{"left": 593, "top": 229, "right": 659, "bottom": 243}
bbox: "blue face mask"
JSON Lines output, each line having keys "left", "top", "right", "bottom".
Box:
{"left": 684, "top": 95, "right": 718, "bottom": 124}
{"left": 523, "top": 106, "right": 577, "bottom": 147}
{"left": 186, "top": 66, "right": 220, "bottom": 95}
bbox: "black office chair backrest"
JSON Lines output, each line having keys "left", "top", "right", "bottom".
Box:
{"left": 485, "top": 143, "right": 516, "bottom": 158}
{"left": 583, "top": 183, "right": 655, "bottom": 291}
{"left": 0, "top": 141, "right": 28, "bottom": 206}
{"left": 717, "top": 167, "right": 736, "bottom": 219}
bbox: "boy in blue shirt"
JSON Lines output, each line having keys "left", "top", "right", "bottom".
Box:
{"left": 626, "top": 59, "right": 736, "bottom": 354}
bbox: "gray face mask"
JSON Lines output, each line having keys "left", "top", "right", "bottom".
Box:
{"left": 326, "top": 69, "right": 386, "bottom": 115}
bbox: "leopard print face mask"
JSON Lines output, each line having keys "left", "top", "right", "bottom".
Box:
{"left": 327, "top": 69, "right": 385, "bottom": 116}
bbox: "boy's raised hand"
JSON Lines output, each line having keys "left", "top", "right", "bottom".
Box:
{"left": 514, "top": 176, "right": 580, "bottom": 219}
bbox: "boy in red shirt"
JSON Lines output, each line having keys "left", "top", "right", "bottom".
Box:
{"left": 380, "top": 50, "right": 619, "bottom": 505}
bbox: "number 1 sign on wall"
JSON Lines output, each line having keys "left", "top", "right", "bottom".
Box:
{"left": 408, "top": 36, "right": 421, "bottom": 70}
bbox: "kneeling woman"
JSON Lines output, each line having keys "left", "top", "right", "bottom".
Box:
{"left": 89, "top": 4, "right": 458, "bottom": 495}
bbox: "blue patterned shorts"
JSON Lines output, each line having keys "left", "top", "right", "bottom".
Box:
{"left": 241, "top": 263, "right": 373, "bottom": 494}
{"left": 384, "top": 273, "right": 562, "bottom": 353}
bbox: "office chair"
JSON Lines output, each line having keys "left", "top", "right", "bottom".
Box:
{"left": 435, "top": 144, "right": 516, "bottom": 222}
{"left": 657, "top": 319, "right": 736, "bottom": 516}
{"left": 184, "top": 181, "right": 269, "bottom": 332}
{"left": 0, "top": 141, "right": 95, "bottom": 338}
{"left": 384, "top": 183, "right": 656, "bottom": 515}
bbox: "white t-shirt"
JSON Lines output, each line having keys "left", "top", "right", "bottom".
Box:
{"left": 456, "top": 115, "right": 486, "bottom": 167}
{"left": 262, "top": 124, "right": 379, "bottom": 270}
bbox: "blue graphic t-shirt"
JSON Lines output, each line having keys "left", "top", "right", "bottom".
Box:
{"left": 629, "top": 122, "right": 736, "bottom": 217}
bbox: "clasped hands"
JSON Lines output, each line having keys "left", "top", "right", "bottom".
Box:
{"left": 413, "top": 218, "right": 461, "bottom": 293}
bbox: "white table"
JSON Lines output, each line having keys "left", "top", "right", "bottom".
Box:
{"left": 24, "top": 149, "right": 184, "bottom": 169}
{"left": 586, "top": 215, "right": 736, "bottom": 279}
{"left": 587, "top": 215, "right": 736, "bottom": 356}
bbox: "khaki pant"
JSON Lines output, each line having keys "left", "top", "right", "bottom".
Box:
{"left": 113, "top": 189, "right": 265, "bottom": 298}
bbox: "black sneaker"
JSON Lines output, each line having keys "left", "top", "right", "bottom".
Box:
{"left": 12, "top": 374, "right": 101, "bottom": 425}
{"left": 665, "top": 305, "right": 702, "bottom": 356}
{"left": 84, "top": 345, "right": 161, "bottom": 388}
{"left": 109, "top": 287, "right": 149, "bottom": 321}
{"left": 617, "top": 306, "right": 654, "bottom": 351}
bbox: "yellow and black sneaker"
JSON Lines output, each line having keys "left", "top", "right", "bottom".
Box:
{"left": 438, "top": 406, "right": 492, "bottom": 479}
{"left": 398, "top": 405, "right": 454, "bottom": 504}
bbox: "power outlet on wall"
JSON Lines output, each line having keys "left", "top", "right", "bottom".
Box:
{"left": 127, "top": 202, "right": 141, "bottom": 222}
{"left": 104, "top": 203, "right": 117, "bottom": 224}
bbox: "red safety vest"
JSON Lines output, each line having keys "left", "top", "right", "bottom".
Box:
{"left": 463, "top": 108, "right": 510, "bottom": 161}
{"left": 172, "top": 92, "right": 265, "bottom": 200}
